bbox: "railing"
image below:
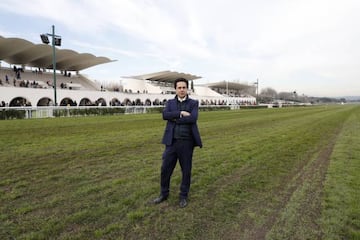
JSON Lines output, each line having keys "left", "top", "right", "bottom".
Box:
{"left": 0, "top": 106, "right": 153, "bottom": 119}
{"left": 0, "top": 105, "right": 238, "bottom": 120}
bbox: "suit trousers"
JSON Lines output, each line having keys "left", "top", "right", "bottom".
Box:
{"left": 161, "top": 139, "right": 194, "bottom": 199}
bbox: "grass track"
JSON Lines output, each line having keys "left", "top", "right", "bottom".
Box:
{"left": 0, "top": 105, "right": 359, "bottom": 239}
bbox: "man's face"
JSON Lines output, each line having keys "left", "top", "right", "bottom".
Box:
{"left": 176, "top": 81, "right": 188, "bottom": 98}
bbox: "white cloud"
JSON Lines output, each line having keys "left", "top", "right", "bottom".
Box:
{"left": 1, "top": 0, "right": 360, "bottom": 96}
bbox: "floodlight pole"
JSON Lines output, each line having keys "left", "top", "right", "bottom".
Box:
{"left": 51, "top": 25, "right": 58, "bottom": 106}
{"left": 42, "top": 25, "right": 61, "bottom": 106}
{"left": 41, "top": 26, "right": 62, "bottom": 107}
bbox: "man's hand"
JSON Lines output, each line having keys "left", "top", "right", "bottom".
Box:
{"left": 180, "top": 111, "right": 191, "bottom": 117}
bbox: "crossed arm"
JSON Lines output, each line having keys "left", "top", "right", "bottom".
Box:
{"left": 163, "top": 101, "right": 199, "bottom": 124}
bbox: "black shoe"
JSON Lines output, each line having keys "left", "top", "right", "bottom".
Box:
{"left": 153, "top": 195, "right": 168, "bottom": 204}
{"left": 179, "top": 198, "right": 188, "bottom": 208}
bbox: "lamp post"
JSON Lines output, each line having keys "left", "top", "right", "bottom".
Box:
{"left": 41, "top": 25, "right": 61, "bottom": 106}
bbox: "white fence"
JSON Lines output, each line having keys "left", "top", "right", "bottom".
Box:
{"left": 0, "top": 105, "right": 233, "bottom": 119}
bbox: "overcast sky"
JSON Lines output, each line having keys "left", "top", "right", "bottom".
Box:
{"left": 1, "top": 0, "right": 359, "bottom": 97}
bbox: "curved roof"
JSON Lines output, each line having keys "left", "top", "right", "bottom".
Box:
{"left": 0, "top": 36, "right": 114, "bottom": 71}
{"left": 126, "top": 70, "right": 202, "bottom": 83}
{"left": 206, "top": 81, "right": 254, "bottom": 91}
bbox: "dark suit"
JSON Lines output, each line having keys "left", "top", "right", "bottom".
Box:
{"left": 160, "top": 96, "right": 202, "bottom": 199}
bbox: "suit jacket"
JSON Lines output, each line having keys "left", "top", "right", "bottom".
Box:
{"left": 161, "top": 96, "right": 202, "bottom": 148}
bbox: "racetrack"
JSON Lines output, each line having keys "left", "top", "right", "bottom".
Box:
{"left": 1, "top": 105, "right": 359, "bottom": 239}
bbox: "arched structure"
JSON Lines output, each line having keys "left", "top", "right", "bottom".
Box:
{"left": 79, "top": 98, "right": 93, "bottom": 106}
{"left": 37, "top": 97, "right": 52, "bottom": 106}
{"left": 10, "top": 97, "right": 31, "bottom": 107}
{"left": 60, "top": 98, "right": 75, "bottom": 106}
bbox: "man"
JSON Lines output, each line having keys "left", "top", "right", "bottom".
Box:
{"left": 153, "top": 78, "right": 202, "bottom": 208}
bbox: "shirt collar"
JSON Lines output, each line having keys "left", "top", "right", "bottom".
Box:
{"left": 177, "top": 95, "right": 187, "bottom": 102}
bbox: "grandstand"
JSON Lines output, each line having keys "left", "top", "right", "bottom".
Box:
{"left": 0, "top": 36, "right": 256, "bottom": 108}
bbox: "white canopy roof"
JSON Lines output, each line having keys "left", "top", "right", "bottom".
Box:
{"left": 125, "top": 70, "right": 201, "bottom": 83}
{"left": 0, "top": 36, "right": 114, "bottom": 71}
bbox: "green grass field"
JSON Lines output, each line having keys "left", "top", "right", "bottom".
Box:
{"left": 1, "top": 105, "right": 359, "bottom": 240}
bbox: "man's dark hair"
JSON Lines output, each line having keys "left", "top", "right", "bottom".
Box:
{"left": 174, "top": 78, "right": 188, "bottom": 89}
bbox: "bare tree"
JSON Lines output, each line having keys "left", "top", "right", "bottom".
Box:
{"left": 259, "top": 87, "right": 277, "bottom": 103}
{"left": 278, "top": 92, "right": 294, "bottom": 101}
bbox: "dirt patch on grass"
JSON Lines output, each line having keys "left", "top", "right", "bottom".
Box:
{"left": 247, "top": 130, "right": 340, "bottom": 240}
{"left": 200, "top": 128, "right": 341, "bottom": 240}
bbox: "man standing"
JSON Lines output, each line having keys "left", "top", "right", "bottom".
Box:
{"left": 153, "top": 78, "right": 202, "bottom": 208}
